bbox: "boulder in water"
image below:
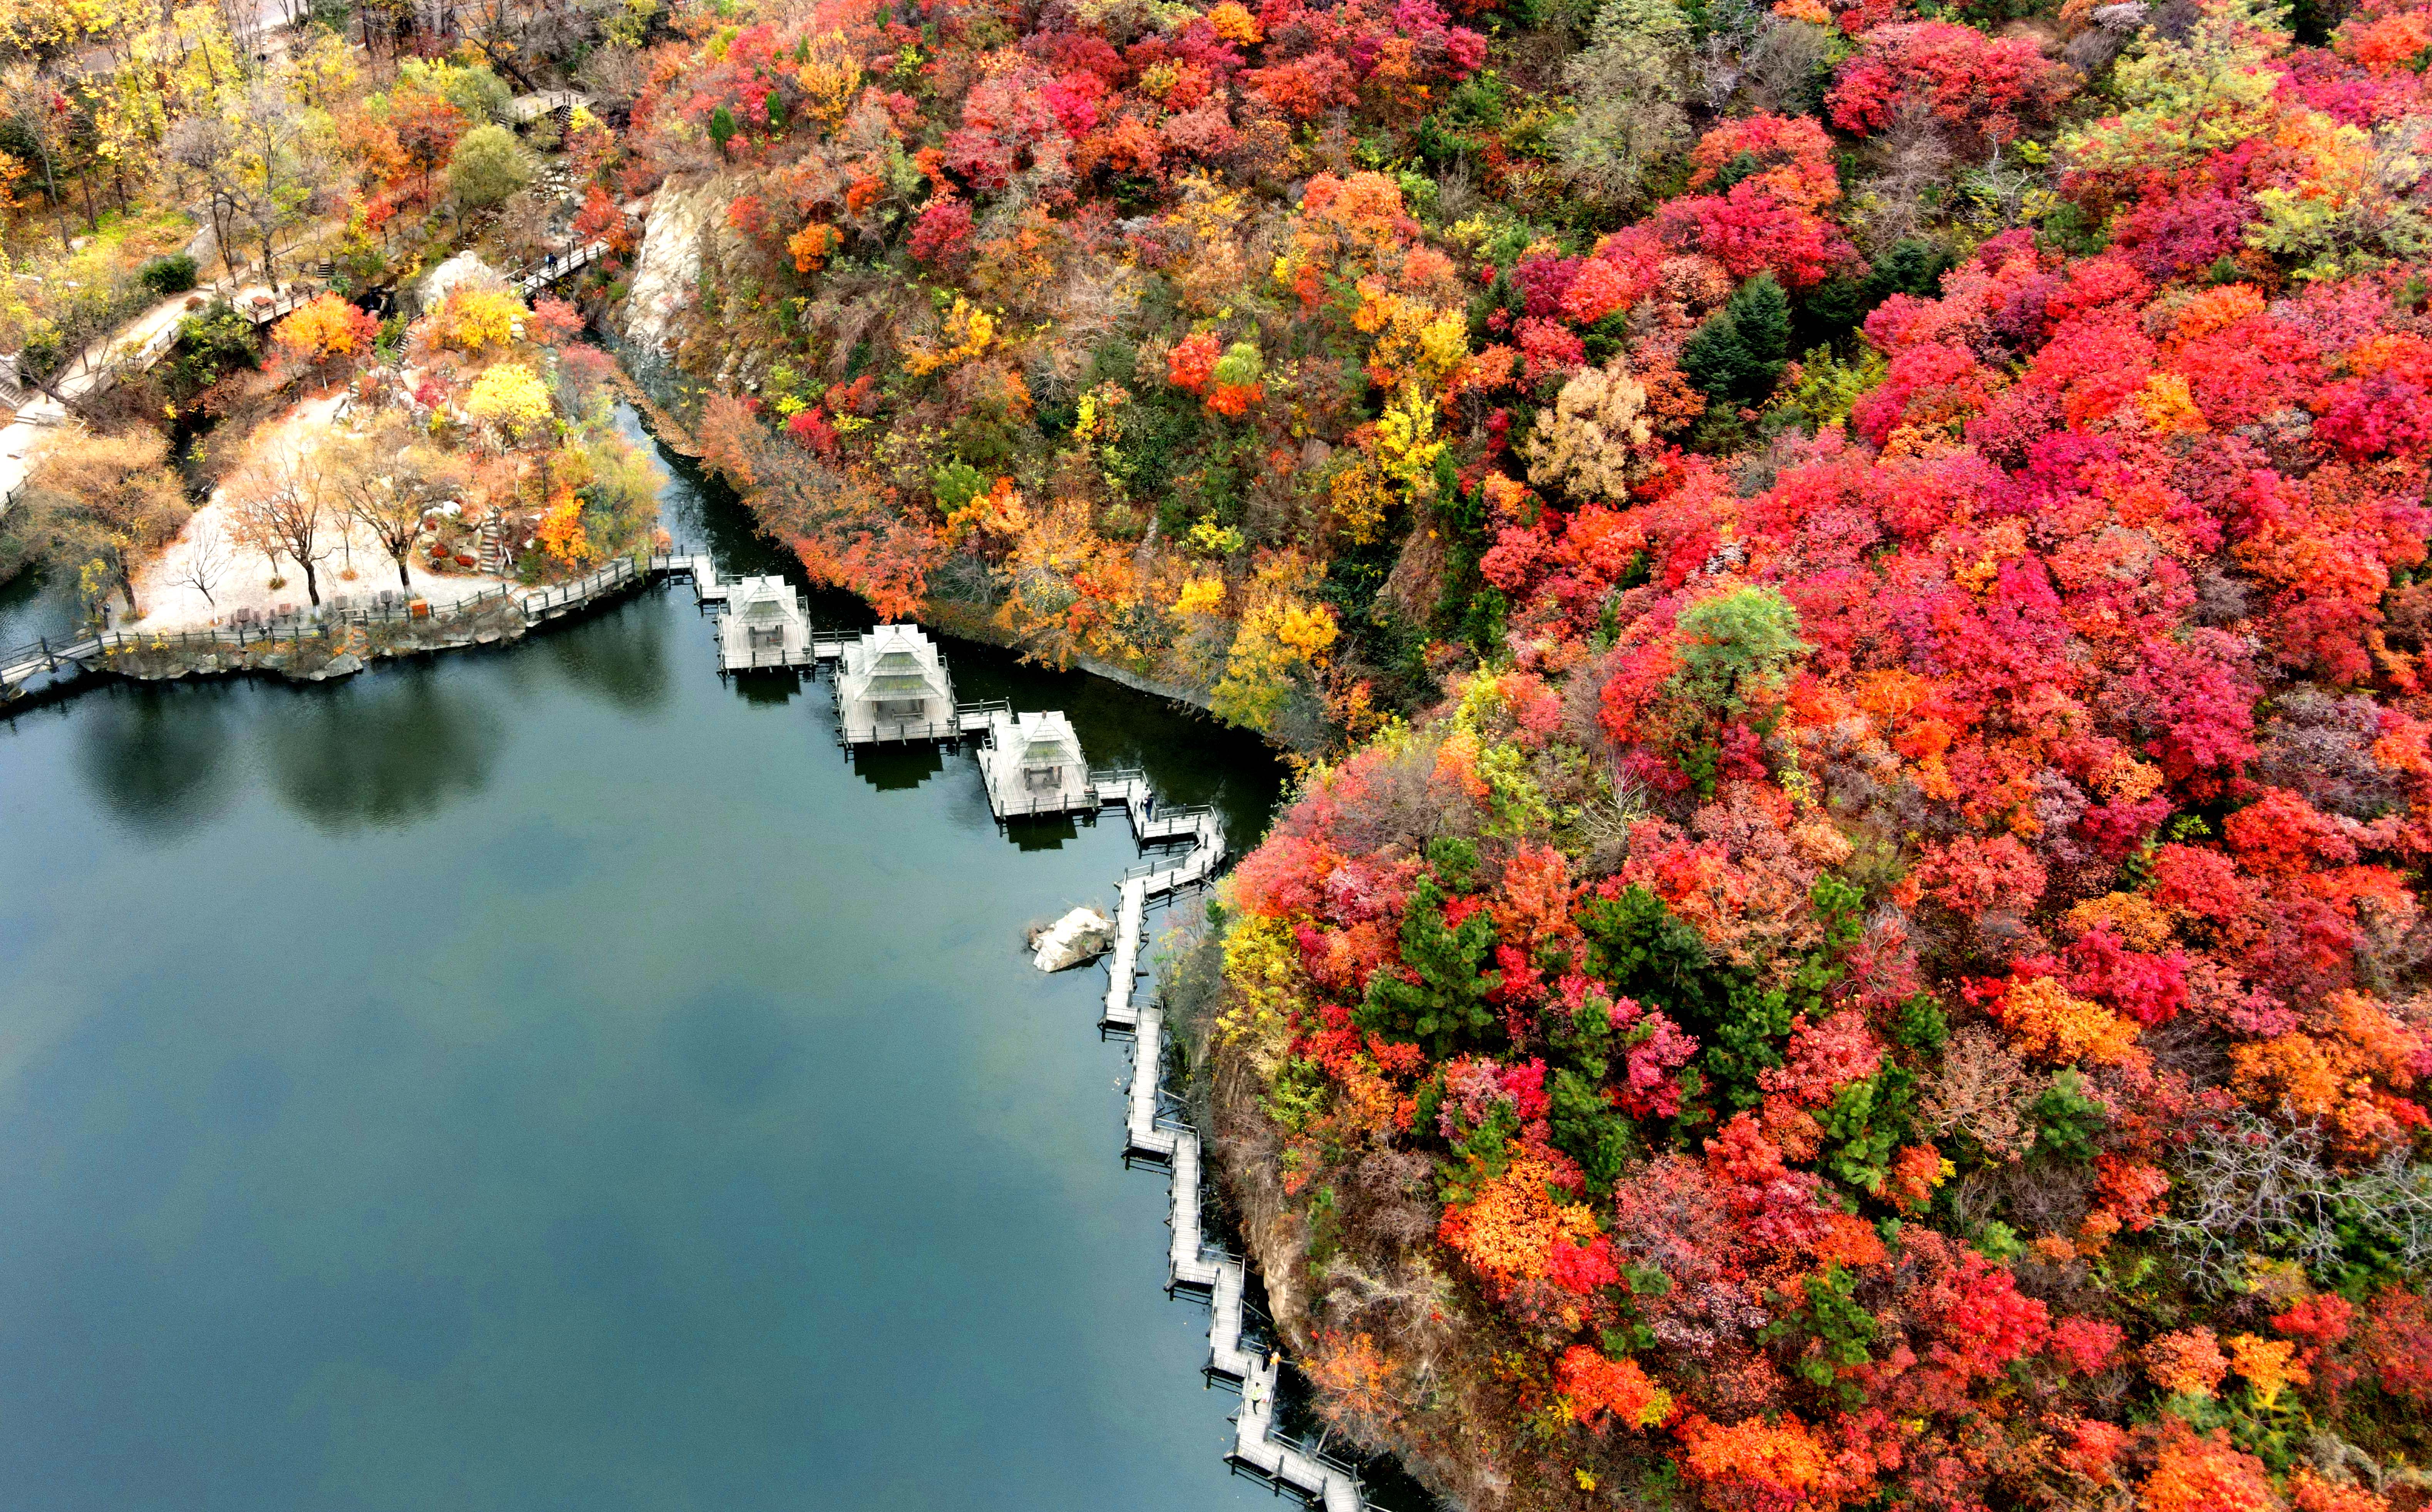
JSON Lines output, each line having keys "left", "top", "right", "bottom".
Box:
{"left": 1031, "top": 906, "right": 1116, "bottom": 972}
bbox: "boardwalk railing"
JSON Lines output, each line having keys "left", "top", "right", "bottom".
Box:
{"left": 0, "top": 587, "right": 535, "bottom": 691}
{"left": 838, "top": 716, "right": 962, "bottom": 744}
{"left": 239, "top": 288, "right": 316, "bottom": 327}
{"left": 521, "top": 555, "right": 645, "bottom": 622}
{"left": 515, "top": 240, "right": 609, "bottom": 297}
{"left": 727, "top": 644, "right": 815, "bottom": 671}
{"left": 1086, "top": 786, "right": 1363, "bottom": 1511}
{"left": 991, "top": 789, "right": 1096, "bottom": 819}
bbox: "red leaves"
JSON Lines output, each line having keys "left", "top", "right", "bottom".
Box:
{"left": 527, "top": 298, "right": 586, "bottom": 347}
{"left": 1555, "top": 1346, "right": 1669, "bottom": 1426}
{"left": 1926, "top": 1247, "right": 2050, "bottom": 1383}
{"left": 725, "top": 192, "right": 770, "bottom": 237}
{"left": 1849, "top": 343, "right": 2000, "bottom": 446}
{"left": 2046, "top": 1316, "right": 2125, "bottom": 1375}
{"left": 1678, "top": 1412, "right": 1874, "bottom": 1512}
{"left": 1617, "top": 1009, "right": 1698, "bottom": 1118}
{"left": 2271, "top": 1292, "right": 2356, "bottom": 1348}
{"left": 908, "top": 197, "right": 974, "bottom": 266}
{"left": 1656, "top": 181, "right": 1852, "bottom": 291}
{"left": 2224, "top": 787, "right": 2362, "bottom": 876}
{"left": 1545, "top": 1233, "right": 1620, "bottom": 1295}
{"left": 2028, "top": 926, "right": 2190, "bottom": 1028}
{"left": 1825, "top": 20, "right": 2070, "bottom": 143}
{"left": 1913, "top": 834, "right": 2048, "bottom": 916}
{"left": 572, "top": 184, "right": 636, "bottom": 255}
{"left": 1687, "top": 114, "right": 1841, "bottom": 212}
{"left": 1703, "top": 1114, "right": 1834, "bottom": 1250}
{"left": 2142, "top": 1420, "right": 2276, "bottom": 1512}
{"left": 1166, "top": 329, "right": 1222, "bottom": 394}
{"left": 2361, "top": 1287, "right": 2432, "bottom": 1402}
{"left": 1760, "top": 1011, "right": 1885, "bottom": 1108}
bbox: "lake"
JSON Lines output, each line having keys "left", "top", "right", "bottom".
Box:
{"left": 0, "top": 422, "right": 1314, "bottom": 1512}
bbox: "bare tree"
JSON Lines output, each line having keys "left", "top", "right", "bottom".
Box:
{"left": 494, "top": 186, "right": 558, "bottom": 266}
{"left": 1555, "top": 0, "right": 1694, "bottom": 212}
{"left": 230, "top": 79, "right": 338, "bottom": 287}
{"left": 2151, "top": 1114, "right": 2432, "bottom": 1290}
{"left": 1741, "top": 15, "right": 1833, "bottom": 116}
{"left": 166, "top": 111, "right": 246, "bottom": 284}
{"left": 319, "top": 412, "right": 469, "bottom": 593}
{"left": 179, "top": 521, "right": 231, "bottom": 609}
{"left": 574, "top": 43, "right": 647, "bottom": 110}
{"left": 228, "top": 443, "right": 332, "bottom": 605}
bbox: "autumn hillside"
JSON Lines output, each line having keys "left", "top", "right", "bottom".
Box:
{"left": 5, "top": 0, "right": 2432, "bottom": 1504}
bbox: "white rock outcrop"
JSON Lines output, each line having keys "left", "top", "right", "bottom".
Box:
{"left": 1031, "top": 906, "right": 1116, "bottom": 972}
{"left": 622, "top": 176, "right": 730, "bottom": 358}
{"left": 418, "top": 251, "right": 506, "bottom": 312}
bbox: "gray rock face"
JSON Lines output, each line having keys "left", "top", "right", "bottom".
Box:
{"left": 418, "top": 251, "right": 506, "bottom": 312}
{"left": 1031, "top": 906, "right": 1116, "bottom": 972}
{"left": 321, "top": 652, "right": 365, "bottom": 677}
{"left": 623, "top": 176, "right": 731, "bottom": 357}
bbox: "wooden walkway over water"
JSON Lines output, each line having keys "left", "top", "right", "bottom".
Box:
{"left": 1091, "top": 775, "right": 1368, "bottom": 1512}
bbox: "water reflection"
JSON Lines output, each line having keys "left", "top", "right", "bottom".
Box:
{"left": 0, "top": 555, "right": 80, "bottom": 650}
{"left": 850, "top": 743, "right": 943, "bottom": 792}
{"left": 730, "top": 668, "right": 804, "bottom": 706}
{"left": 541, "top": 597, "right": 673, "bottom": 712}
{"left": 74, "top": 682, "right": 238, "bottom": 836}
{"left": 258, "top": 666, "right": 503, "bottom": 832}
{"left": 1004, "top": 814, "right": 1081, "bottom": 852}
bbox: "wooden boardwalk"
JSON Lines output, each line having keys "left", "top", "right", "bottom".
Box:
{"left": 515, "top": 240, "right": 609, "bottom": 298}
{"left": 1089, "top": 773, "right": 1367, "bottom": 1512}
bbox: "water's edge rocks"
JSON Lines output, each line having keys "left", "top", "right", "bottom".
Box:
{"left": 76, "top": 594, "right": 546, "bottom": 694}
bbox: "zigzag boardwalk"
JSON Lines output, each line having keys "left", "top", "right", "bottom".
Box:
{"left": 1089, "top": 772, "right": 1368, "bottom": 1512}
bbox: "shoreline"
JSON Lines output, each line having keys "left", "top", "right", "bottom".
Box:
{"left": 11, "top": 360, "right": 1239, "bottom": 741}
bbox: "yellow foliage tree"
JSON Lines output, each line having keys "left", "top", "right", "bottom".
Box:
{"left": 1174, "top": 576, "right": 1225, "bottom": 616}
{"left": 797, "top": 31, "right": 864, "bottom": 129}
{"left": 422, "top": 284, "right": 528, "bottom": 356}
{"left": 536, "top": 497, "right": 590, "bottom": 566}
{"left": 903, "top": 297, "right": 995, "bottom": 376}
{"left": 271, "top": 293, "right": 375, "bottom": 370}
{"left": 1212, "top": 552, "right": 1340, "bottom": 734}
{"left": 466, "top": 362, "right": 554, "bottom": 443}
{"left": 787, "top": 220, "right": 840, "bottom": 272}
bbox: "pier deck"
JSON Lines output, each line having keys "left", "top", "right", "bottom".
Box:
{"left": 1090, "top": 777, "right": 1361, "bottom": 1512}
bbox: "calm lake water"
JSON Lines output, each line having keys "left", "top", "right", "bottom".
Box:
{"left": 0, "top": 416, "right": 1306, "bottom": 1512}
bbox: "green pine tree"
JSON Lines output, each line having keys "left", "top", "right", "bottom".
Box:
{"left": 1355, "top": 876, "right": 1503, "bottom": 1056}
{"left": 1682, "top": 273, "right": 1793, "bottom": 406}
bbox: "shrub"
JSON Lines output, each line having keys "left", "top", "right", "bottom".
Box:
{"left": 138, "top": 255, "right": 198, "bottom": 297}
{"left": 449, "top": 124, "right": 534, "bottom": 210}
